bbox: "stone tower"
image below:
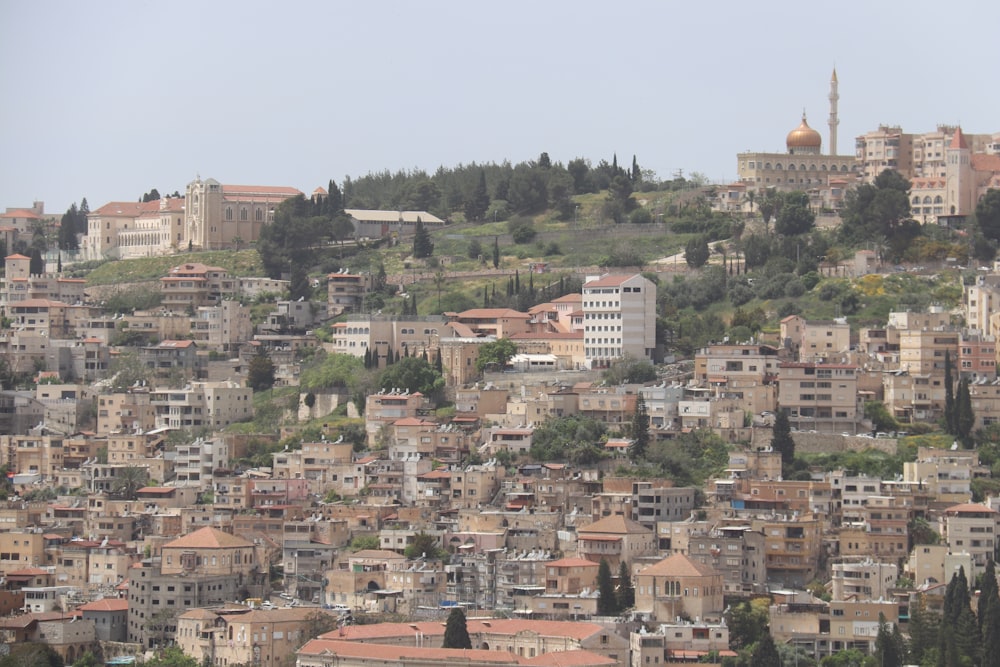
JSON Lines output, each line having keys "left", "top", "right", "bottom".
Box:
{"left": 828, "top": 68, "right": 839, "bottom": 156}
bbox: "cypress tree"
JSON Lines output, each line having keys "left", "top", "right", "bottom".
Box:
{"left": 770, "top": 410, "right": 795, "bottom": 469}
{"left": 629, "top": 395, "right": 649, "bottom": 460}
{"left": 957, "top": 378, "right": 974, "bottom": 446}
{"left": 616, "top": 561, "right": 634, "bottom": 611}
{"left": 597, "top": 558, "right": 616, "bottom": 615}
{"left": 492, "top": 236, "right": 500, "bottom": 269}
{"left": 945, "top": 350, "right": 956, "bottom": 434}
{"left": 980, "top": 559, "right": 999, "bottom": 633}
{"left": 908, "top": 594, "right": 939, "bottom": 665}
{"left": 442, "top": 607, "right": 472, "bottom": 649}
{"left": 875, "top": 613, "right": 902, "bottom": 667}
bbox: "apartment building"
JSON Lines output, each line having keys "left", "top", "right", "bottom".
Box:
{"left": 159, "top": 263, "right": 236, "bottom": 312}
{"left": 940, "top": 503, "right": 1000, "bottom": 576}
{"left": 582, "top": 274, "right": 655, "bottom": 368}
{"left": 149, "top": 380, "right": 252, "bottom": 430}
{"left": 777, "top": 362, "right": 859, "bottom": 431}
{"left": 327, "top": 270, "right": 369, "bottom": 315}
{"left": 687, "top": 525, "right": 767, "bottom": 596}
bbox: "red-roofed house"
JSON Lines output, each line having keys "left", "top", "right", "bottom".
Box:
{"left": 78, "top": 597, "right": 128, "bottom": 642}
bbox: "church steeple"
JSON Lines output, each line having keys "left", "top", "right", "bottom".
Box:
{"left": 828, "top": 68, "right": 839, "bottom": 156}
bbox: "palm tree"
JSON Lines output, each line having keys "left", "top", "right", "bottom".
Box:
{"left": 111, "top": 465, "right": 149, "bottom": 500}
{"left": 433, "top": 269, "right": 447, "bottom": 312}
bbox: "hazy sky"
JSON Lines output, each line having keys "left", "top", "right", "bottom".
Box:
{"left": 1, "top": 0, "right": 997, "bottom": 214}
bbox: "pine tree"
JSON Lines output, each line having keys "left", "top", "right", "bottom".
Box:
{"left": 59, "top": 203, "right": 80, "bottom": 251}
{"left": 628, "top": 395, "right": 649, "bottom": 460}
{"left": 412, "top": 217, "right": 434, "bottom": 258}
{"left": 955, "top": 604, "right": 982, "bottom": 665}
{"left": 980, "top": 560, "right": 999, "bottom": 634}
{"left": 597, "top": 558, "right": 616, "bottom": 615}
{"left": 247, "top": 351, "right": 275, "bottom": 392}
{"left": 442, "top": 607, "right": 472, "bottom": 649}
{"left": 327, "top": 179, "right": 344, "bottom": 214}
{"left": 465, "top": 170, "right": 490, "bottom": 221}
{"left": 631, "top": 155, "right": 640, "bottom": 183}
{"left": 941, "top": 567, "right": 972, "bottom": 665}
{"left": 616, "top": 561, "right": 634, "bottom": 611}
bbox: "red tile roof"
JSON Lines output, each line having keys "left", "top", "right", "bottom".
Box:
{"left": 77, "top": 598, "right": 128, "bottom": 612}
{"left": 0, "top": 209, "right": 42, "bottom": 219}
{"left": 583, "top": 274, "right": 640, "bottom": 288}
{"left": 162, "top": 526, "right": 254, "bottom": 549}
{"left": 639, "top": 553, "right": 720, "bottom": 578}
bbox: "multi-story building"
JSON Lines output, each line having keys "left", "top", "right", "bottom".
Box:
{"left": 191, "top": 301, "right": 252, "bottom": 353}
{"left": 693, "top": 343, "right": 779, "bottom": 415}
{"left": 838, "top": 495, "right": 909, "bottom": 559}
{"left": 160, "top": 263, "right": 237, "bottom": 312}
{"left": 327, "top": 270, "right": 370, "bottom": 316}
{"left": 634, "top": 553, "right": 725, "bottom": 623}
{"left": 830, "top": 558, "right": 897, "bottom": 602}
{"left": 753, "top": 514, "right": 823, "bottom": 588}
{"left": 777, "top": 362, "right": 859, "bottom": 432}
{"left": 582, "top": 273, "right": 655, "bottom": 368}
{"left": 940, "top": 503, "right": 1000, "bottom": 576}
{"left": 687, "top": 525, "right": 767, "bottom": 596}
{"left": 150, "top": 380, "right": 252, "bottom": 430}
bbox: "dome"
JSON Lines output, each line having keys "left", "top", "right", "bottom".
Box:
{"left": 786, "top": 114, "right": 822, "bottom": 152}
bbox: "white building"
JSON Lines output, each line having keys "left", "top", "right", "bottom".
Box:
{"left": 582, "top": 273, "right": 656, "bottom": 368}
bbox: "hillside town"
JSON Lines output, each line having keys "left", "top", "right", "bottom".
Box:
{"left": 2, "top": 71, "right": 1000, "bottom": 667}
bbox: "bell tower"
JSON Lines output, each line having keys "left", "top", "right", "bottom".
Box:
{"left": 828, "top": 68, "right": 839, "bottom": 156}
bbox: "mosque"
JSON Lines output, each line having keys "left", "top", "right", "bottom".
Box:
{"left": 733, "top": 70, "right": 858, "bottom": 211}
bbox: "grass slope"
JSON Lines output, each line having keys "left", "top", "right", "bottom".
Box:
{"left": 85, "top": 250, "right": 265, "bottom": 286}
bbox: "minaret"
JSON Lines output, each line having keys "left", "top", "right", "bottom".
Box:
{"left": 828, "top": 68, "right": 839, "bottom": 156}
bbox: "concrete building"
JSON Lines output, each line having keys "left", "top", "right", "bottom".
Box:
{"left": 634, "top": 553, "right": 725, "bottom": 623}
{"left": 940, "top": 503, "right": 1000, "bottom": 576}
{"left": 777, "top": 362, "right": 859, "bottom": 432}
{"left": 582, "top": 274, "right": 655, "bottom": 368}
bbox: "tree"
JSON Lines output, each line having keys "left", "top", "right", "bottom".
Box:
{"left": 442, "top": 607, "right": 472, "bottom": 649}
{"left": 597, "top": 558, "right": 617, "bottom": 615}
{"left": 978, "top": 189, "right": 1000, "bottom": 242}
{"left": 143, "top": 647, "right": 197, "bottom": 667}
{"left": 59, "top": 204, "right": 80, "bottom": 251}
{"left": 109, "top": 349, "right": 153, "bottom": 391}
{"left": 940, "top": 567, "right": 973, "bottom": 666}
{"left": 758, "top": 190, "right": 780, "bottom": 234}
{"left": 467, "top": 238, "right": 483, "bottom": 260}
{"left": 980, "top": 559, "right": 999, "bottom": 634}
{"left": 464, "top": 170, "right": 490, "bottom": 222}
{"left": 774, "top": 191, "right": 815, "bottom": 236}
{"left": 840, "top": 169, "right": 913, "bottom": 246}
{"left": 771, "top": 411, "right": 795, "bottom": 468}
{"left": 141, "top": 188, "right": 161, "bottom": 203}
{"left": 685, "top": 236, "right": 710, "bottom": 268}
{"left": 982, "top": 561, "right": 1000, "bottom": 667}
{"left": 602, "top": 355, "right": 657, "bottom": 385}
{"left": 29, "top": 247, "right": 44, "bottom": 275}
{"left": 492, "top": 236, "right": 500, "bottom": 268}
{"left": 247, "top": 350, "right": 276, "bottom": 392}
{"left": 0, "top": 643, "right": 64, "bottom": 667}
{"left": 863, "top": 400, "right": 898, "bottom": 434}
{"left": 907, "top": 594, "right": 939, "bottom": 666}
{"left": 72, "top": 651, "right": 99, "bottom": 667}
{"left": 377, "top": 356, "right": 444, "bottom": 399}
{"left": 874, "top": 613, "right": 903, "bottom": 667}
{"left": 616, "top": 561, "right": 634, "bottom": 611}
{"left": 111, "top": 464, "right": 149, "bottom": 500}
{"left": 749, "top": 634, "right": 779, "bottom": 667}
{"left": 945, "top": 350, "right": 956, "bottom": 434}
{"left": 629, "top": 395, "right": 650, "bottom": 460}
{"left": 412, "top": 217, "right": 434, "bottom": 258}
{"left": 77, "top": 197, "right": 90, "bottom": 233}
{"left": 956, "top": 378, "right": 975, "bottom": 446}
{"left": 475, "top": 338, "right": 518, "bottom": 374}
{"left": 404, "top": 531, "right": 444, "bottom": 559}
{"left": 726, "top": 600, "right": 770, "bottom": 651}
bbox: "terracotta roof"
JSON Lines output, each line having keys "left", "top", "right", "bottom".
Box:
{"left": 223, "top": 184, "right": 303, "bottom": 197}
{"left": 326, "top": 618, "right": 606, "bottom": 643}
{"left": 1, "top": 209, "right": 42, "bottom": 219}
{"left": 946, "top": 503, "right": 998, "bottom": 514}
{"left": 950, "top": 128, "right": 969, "bottom": 150}
{"left": 162, "top": 526, "right": 254, "bottom": 550}
{"left": 455, "top": 308, "right": 531, "bottom": 320}
{"left": 5, "top": 253, "right": 31, "bottom": 260}
{"left": 6, "top": 567, "right": 51, "bottom": 577}
{"left": 577, "top": 514, "right": 651, "bottom": 536}
{"left": 300, "top": 639, "right": 512, "bottom": 663}
{"left": 92, "top": 201, "right": 160, "bottom": 217}
{"left": 177, "top": 608, "right": 219, "bottom": 621}
{"left": 639, "top": 553, "right": 720, "bottom": 578}
{"left": 523, "top": 651, "right": 616, "bottom": 667}
{"left": 972, "top": 154, "right": 1000, "bottom": 173}
{"left": 583, "top": 274, "right": 641, "bottom": 288}
{"left": 77, "top": 598, "right": 128, "bottom": 612}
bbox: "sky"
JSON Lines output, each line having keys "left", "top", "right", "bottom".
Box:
{"left": 1, "top": 0, "right": 998, "bottom": 215}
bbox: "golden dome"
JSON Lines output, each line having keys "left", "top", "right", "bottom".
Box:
{"left": 786, "top": 114, "right": 822, "bottom": 150}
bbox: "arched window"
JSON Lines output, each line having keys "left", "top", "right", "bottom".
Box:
{"left": 841, "top": 165, "right": 849, "bottom": 172}
{"left": 821, "top": 164, "right": 828, "bottom": 171}
{"left": 800, "top": 164, "right": 806, "bottom": 171}
{"left": 923, "top": 196, "right": 932, "bottom": 204}
{"left": 240, "top": 208, "right": 248, "bottom": 221}
{"left": 809, "top": 164, "right": 817, "bottom": 170}
{"left": 788, "top": 164, "right": 796, "bottom": 171}
{"left": 934, "top": 195, "right": 943, "bottom": 204}
{"left": 255, "top": 208, "right": 263, "bottom": 222}
{"left": 912, "top": 196, "right": 920, "bottom": 204}
{"left": 225, "top": 208, "right": 233, "bottom": 221}
{"left": 764, "top": 162, "right": 772, "bottom": 170}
